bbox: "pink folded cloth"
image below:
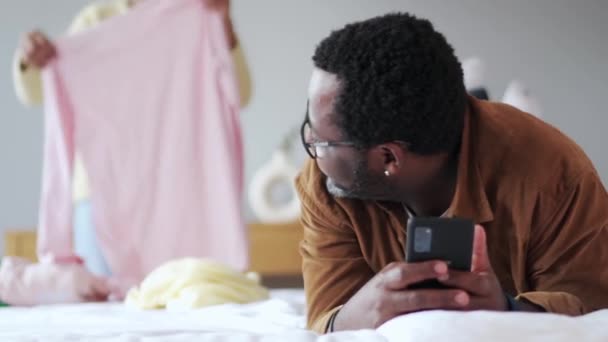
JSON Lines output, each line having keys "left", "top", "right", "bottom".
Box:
{"left": 0, "top": 257, "right": 109, "bottom": 306}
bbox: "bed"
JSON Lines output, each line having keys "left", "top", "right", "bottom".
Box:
{"left": 1, "top": 288, "right": 607, "bottom": 342}
{"left": 3, "top": 229, "right": 608, "bottom": 341}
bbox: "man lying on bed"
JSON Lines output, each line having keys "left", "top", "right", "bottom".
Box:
{"left": 296, "top": 12, "right": 608, "bottom": 334}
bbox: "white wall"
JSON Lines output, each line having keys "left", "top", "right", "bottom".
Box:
{"left": 1, "top": 0, "right": 607, "bottom": 255}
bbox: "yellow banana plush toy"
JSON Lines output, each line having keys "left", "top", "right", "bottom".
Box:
{"left": 125, "top": 258, "right": 269, "bottom": 310}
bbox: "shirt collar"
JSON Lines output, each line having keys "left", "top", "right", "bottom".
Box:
{"left": 378, "top": 98, "right": 494, "bottom": 224}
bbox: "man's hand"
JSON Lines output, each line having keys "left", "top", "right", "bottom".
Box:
{"left": 333, "top": 225, "right": 512, "bottom": 331}
{"left": 333, "top": 260, "right": 471, "bottom": 330}
{"left": 19, "top": 30, "right": 57, "bottom": 70}
{"left": 438, "top": 225, "right": 508, "bottom": 310}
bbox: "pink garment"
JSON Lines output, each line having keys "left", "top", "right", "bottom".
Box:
{"left": 39, "top": 0, "right": 248, "bottom": 289}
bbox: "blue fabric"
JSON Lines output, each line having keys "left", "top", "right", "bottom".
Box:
{"left": 73, "top": 200, "right": 111, "bottom": 276}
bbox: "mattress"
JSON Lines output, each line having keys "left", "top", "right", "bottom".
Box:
{"left": 0, "top": 289, "right": 606, "bottom": 342}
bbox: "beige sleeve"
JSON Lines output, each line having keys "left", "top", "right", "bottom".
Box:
{"left": 12, "top": 49, "right": 44, "bottom": 107}
{"left": 66, "top": 2, "right": 106, "bottom": 35}
{"left": 231, "top": 43, "right": 252, "bottom": 109}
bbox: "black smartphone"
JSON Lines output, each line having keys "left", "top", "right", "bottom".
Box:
{"left": 405, "top": 217, "right": 474, "bottom": 289}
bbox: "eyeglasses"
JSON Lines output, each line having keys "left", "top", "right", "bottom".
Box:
{"left": 300, "top": 104, "right": 411, "bottom": 159}
{"left": 300, "top": 118, "right": 357, "bottom": 159}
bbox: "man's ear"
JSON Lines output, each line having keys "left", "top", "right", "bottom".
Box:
{"left": 378, "top": 143, "right": 406, "bottom": 177}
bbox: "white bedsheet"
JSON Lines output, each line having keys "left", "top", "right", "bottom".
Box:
{"left": 0, "top": 289, "right": 607, "bottom": 341}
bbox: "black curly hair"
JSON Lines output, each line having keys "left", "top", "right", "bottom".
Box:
{"left": 312, "top": 12, "right": 466, "bottom": 155}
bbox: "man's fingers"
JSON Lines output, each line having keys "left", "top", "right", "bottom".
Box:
{"left": 471, "top": 225, "right": 492, "bottom": 273}
{"left": 380, "top": 261, "right": 449, "bottom": 290}
{"left": 456, "top": 295, "right": 506, "bottom": 311}
{"left": 438, "top": 269, "right": 491, "bottom": 295}
{"left": 388, "top": 289, "right": 470, "bottom": 314}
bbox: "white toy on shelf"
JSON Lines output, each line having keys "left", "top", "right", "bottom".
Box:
{"left": 462, "top": 57, "right": 542, "bottom": 118}
{"left": 502, "top": 80, "right": 543, "bottom": 118}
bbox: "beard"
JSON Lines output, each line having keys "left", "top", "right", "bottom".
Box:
{"left": 325, "top": 158, "right": 395, "bottom": 201}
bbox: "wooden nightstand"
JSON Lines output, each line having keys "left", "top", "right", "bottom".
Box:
{"left": 3, "top": 222, "right": 303, "bottom": 286}
{"left": 249, "top": 221, "right": 303, "bottom": 276}
{"left": 4, "top": 230, "right": 37, "bottom": 262}
{"left": 249, "top": 222, "right": 303, "bottom": 287}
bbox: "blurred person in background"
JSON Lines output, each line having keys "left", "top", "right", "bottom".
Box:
{"left": 11, "top": 0, "right": 251, "bottom": 290}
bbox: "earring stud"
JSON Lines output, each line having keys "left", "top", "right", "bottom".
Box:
{"left": 384, "top": 170, "right": 390, "bottom": 176}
